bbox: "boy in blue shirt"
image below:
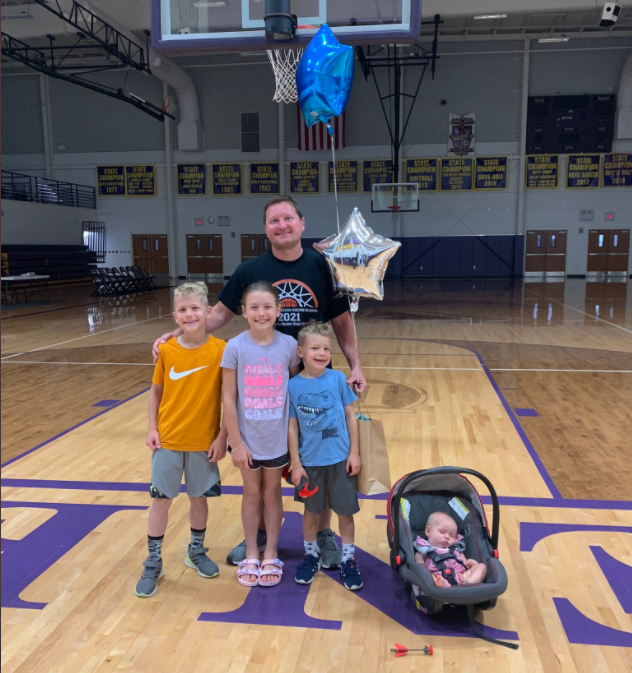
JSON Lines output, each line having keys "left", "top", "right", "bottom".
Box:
{"left": 288, "top": 321, "right": 363, "bottom": 590}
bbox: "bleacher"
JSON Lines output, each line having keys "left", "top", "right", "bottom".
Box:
{"left": 1, "top": 244, "right": 97, "bottom": 282}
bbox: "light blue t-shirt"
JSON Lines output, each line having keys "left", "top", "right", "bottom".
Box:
{"left": 288, "top": 368, "right": 357, "bottom": 467}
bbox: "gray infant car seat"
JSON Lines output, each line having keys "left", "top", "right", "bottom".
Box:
{"left": 387, "top": 467, "right": 518, "bottom": 649}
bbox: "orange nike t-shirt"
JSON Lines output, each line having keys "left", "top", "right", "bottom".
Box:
{"left": 152, "top": 336, "right": 226, "bottom": 452}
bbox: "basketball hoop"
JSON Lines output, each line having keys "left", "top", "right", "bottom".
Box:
{"left": 267, "top": 47, "right": 303, "bottom": 104}
{"left": 388, "top": 205, "right": 401, "bottom": 213}
{"left": 161, "top": 94, "right": 176, "bottom": 115}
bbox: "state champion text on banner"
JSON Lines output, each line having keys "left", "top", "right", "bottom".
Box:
{"left": 474, "top": 157, "right": 508, "bottom": 190}
{"left": 363, "top": 160, "right": 393, "bottom": 193}
{"left": 250, "top": 163, "right": 280, "bottom": 194}
{"left": 125, "top": 165, "right": 155, "bottom": 196}
{"left": 212, "top": 163, "right": 242, "bottom": 195}
{"left": 177, "top": 164, "right": 206, "bottom": 195}
{"left": 440, "top": 158, "right": 473, "bottom": 191}
{"left": 290, "top": 162, "right": 319, "bottom": 193}
{"left": 567, "top": 155, "right": 601, "bottom": 189}
{"left": 603, "top": 154, "right": 632, "bottom": 187}
{"left": 404, "top": 158, "right": 437, "bottom": 191}
{"left": 96, "top": 165, "right": 125, "bottom": 196}
{"left": 328, "top": 161, "right": 357, "bottom": 193}
{"left": 526, "top": 155, "right": 559, "bottom": 189}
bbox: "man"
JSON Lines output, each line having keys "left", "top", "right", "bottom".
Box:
{"left": 152, "top": 195, "right": 366, "bottom": 569}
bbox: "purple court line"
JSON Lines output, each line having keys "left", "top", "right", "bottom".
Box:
{"left": 382, "top": 338, "right": 563, "bottom": 501}
{"left": 2, "top": 479, "right": 631, "bottom": 511}
{"left": 0, "top": 337, "right": 609, "bottom": 506}
{"left": 0, "top": 387, "right": 151, "bottom": 469}
{"left": 469, "top": 349, "right": 562, "bottom": 499}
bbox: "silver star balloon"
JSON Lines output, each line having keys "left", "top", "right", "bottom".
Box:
{"left": 314, "top": 208, "right": 401, "bottom": 302}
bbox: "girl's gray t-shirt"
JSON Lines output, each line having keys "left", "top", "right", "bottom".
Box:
{"left": 221, "top": 330, "right": 300, "bottom": 460}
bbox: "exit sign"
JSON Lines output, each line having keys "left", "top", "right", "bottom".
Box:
{"left": 604, "top": 212, "right": 615, "bottom": 221}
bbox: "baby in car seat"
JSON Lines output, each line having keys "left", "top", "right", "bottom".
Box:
{"left": 414, "top": 511, "right": 488, "bottom": 588}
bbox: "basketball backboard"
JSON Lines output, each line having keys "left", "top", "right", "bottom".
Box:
{"left": 151, "top": 0, "right": 420, "bottom": 52}
{"left": 372, "top": 183, "right": 419, "bottom": 213}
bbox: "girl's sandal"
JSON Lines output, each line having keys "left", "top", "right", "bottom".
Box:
{"left": 259, "top": 558, "right": 284, "bottom": 587}
{"left": 237, "top": 558, "right": 260, "bottom": 587}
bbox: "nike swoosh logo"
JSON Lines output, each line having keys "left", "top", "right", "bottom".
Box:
{"left": 169, "top": 365, "right": 209, "bottom": 381}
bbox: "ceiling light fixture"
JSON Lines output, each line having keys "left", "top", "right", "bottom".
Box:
{"left": 538, "top": 36, "right": 570, "bottom": 43}
{"left": 192, "top": 1, "right": 228, "bottom": 7}
{"left": 473, "top": 14, "right": 508, "bottom": 20}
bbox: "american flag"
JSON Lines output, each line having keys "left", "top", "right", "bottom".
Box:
{"left": 297, "top": 106, "right": 346, "bottom": 151}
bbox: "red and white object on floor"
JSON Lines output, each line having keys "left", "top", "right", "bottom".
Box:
{"left": 391, "top": 643, "right": 433, "bottom": 658}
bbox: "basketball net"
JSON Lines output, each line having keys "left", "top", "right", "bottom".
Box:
{"left": 267, "top": 48, "right": 303, "bottom": 103}
{"left": 161, "top": 94, "right": 176, "bottom": 115}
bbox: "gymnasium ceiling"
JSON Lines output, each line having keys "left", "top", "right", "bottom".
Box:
{"left": 1, "top": 0, "right": 631, "bottom": 69}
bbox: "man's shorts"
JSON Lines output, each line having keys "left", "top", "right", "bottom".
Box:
{"left": 150, "top": 448, "right": 221, "bottom": 500}
{"left": 228, "top": 446, "right": 289, "bottom": 471}
{"left": 302, "top": 459, "right": 360, "bottom": 516}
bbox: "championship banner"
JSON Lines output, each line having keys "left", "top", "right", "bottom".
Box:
{"left": 96, "top": 165, "right": 125, "bottom": 196}
{"left": 440, "top": 158, "right": 473, "bottom": 191}
{"left": 603, "top": 154, "right": 632, "bottom": 188}
{"left": 526, "top": 155, "right": 559, "bottom": 189}
{"left": 177, "top": 164, "right": 205, "bottom": 195}
{"left": 328, "top": 160, "right": 357, "bottom": 193}
{"left": 250, "top": 163, "right": 279, "bottom": 194}
{"left": 212, "top": 163, "right": 242, "bottom": 195}
{"left": 448, "top": 112, "right": 476, "bottom": 156}
{"left": 474, "top": 157, "right": 507, "bottom": 190}
{"left": 404, "top": 158, "right": 437, "bottom": 192}
{"left": 567, "top": 155, "right": 601, "bottom": 189}
{"left": 290, "top": 161, "right": 319, "bottom": 193}
{"left": 363, "top": 160, "right": 393, "bottom": 192}
{"left": 125, "top": 165, "right": 155, "bottom": 196}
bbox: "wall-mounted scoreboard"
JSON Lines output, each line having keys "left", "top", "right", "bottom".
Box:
{"left": 526, "top": 94, "right": 616, "bottom": 154}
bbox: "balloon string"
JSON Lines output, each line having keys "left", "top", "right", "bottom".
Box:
{"left": 327, "top": 121, "right": 360, "bottom": 386}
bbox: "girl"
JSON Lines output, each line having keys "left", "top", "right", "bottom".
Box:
{"left": 221, "top": 282, "right": 300, "bottom": 586}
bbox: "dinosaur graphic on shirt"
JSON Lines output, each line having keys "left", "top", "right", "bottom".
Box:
{"left": 297, "top": 390, "right": 343, "bottom": 440}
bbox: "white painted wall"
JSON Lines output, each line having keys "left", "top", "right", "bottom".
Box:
{"left": 2, "top": 40, "right": 631, "bottom": 277}
{"left": 1, "top": 199, "right": 94, "bottom": 246}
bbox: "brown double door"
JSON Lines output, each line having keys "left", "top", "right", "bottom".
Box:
{"left": 186, "top": 234, "right": 224, "bottom": 276}
{"left": 241, "top": 234, "right": 269, "bottom": 262}
{"left": 587, "top": 229, "right": 630, "bottom": 273}
{"left": 525, "top": 230, "right": 567, "bottom": 273}
{"left": 132, "top": 234, "right": 169, "bottom": 275}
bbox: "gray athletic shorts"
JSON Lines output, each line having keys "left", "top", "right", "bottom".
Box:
{"left": 150, "top": 448, "right": 221, "bottom": 500}
{"left": 302, "top": 459, "right": 360, "bottom": 517}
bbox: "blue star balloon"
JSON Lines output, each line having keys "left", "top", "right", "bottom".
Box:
{"left": 296, "top": 24, "right": 355, "bottom": 128}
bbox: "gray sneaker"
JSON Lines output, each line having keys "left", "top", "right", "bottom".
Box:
{"left": 135, "top": 559, "right": 164, "bottom": 597}
{"left": 317, "top": 529, "right": 342, "bottom": 570}
{"left": 185, "top": 546, "right": 219, "bottom": 578}
{"left": 226, "top": 530, "right": 267, "bottom": 565}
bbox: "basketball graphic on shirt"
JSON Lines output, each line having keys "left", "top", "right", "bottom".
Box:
{"left": 273, "top": 280, "right": 318, "bottom": 309}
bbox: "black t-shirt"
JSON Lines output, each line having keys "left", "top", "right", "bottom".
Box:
{"left": 218, "top": 248, "right": 349, "bottom": 339}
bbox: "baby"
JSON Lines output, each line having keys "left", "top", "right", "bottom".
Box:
{"left": 414, "top": 511, "right": 488, "bottom": 588}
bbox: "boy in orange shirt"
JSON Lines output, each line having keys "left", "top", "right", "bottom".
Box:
{"left": 136, "top": 282, "right": 228, "bottom": 598}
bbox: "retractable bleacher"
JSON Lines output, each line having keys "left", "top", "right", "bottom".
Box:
{"left": 1, "top": 244, "right": 97, "bottom": 282}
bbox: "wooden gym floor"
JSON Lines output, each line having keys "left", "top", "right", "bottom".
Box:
{"left": 1, "top": 278, "right": 631, "bottom": 673}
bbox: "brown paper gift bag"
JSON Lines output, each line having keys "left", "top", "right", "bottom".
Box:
{"left": 356, "top": 412, "right": 391, "bottom": 496}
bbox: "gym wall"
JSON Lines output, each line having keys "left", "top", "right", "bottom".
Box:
{"left": 2, "top": 39, "right": 631, "bottom": 277}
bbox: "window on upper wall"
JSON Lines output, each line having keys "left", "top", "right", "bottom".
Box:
{"left": 241, "top": 112, "right": 260, "bottom": 153}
